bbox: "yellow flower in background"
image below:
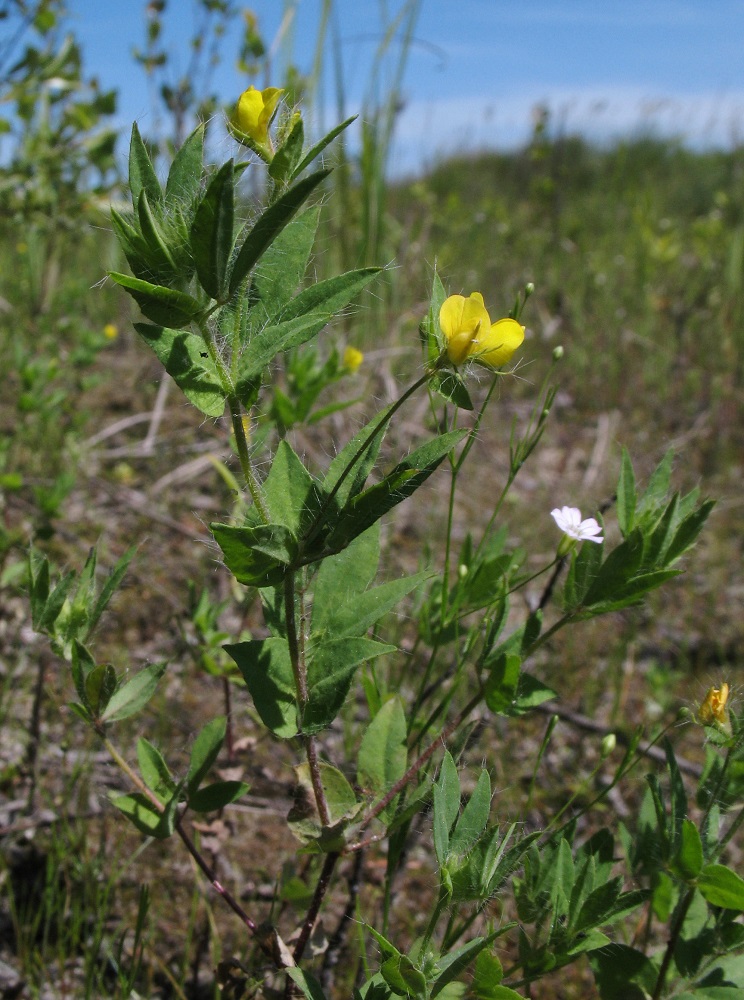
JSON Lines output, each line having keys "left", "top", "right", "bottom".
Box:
{"left": 103, "top": 323, "right": 118, "bottom": 340}
{"left": 698, "top": 682, "right": 730, "bottom": 726}
{"left": 439, "top": 292, "right": 524, "bottom": 367}
{"left": 343, "top": 346, "right": 364, "bottom": 373}
{"left": 232, "top": 85, "right": 284, "bottom": 151}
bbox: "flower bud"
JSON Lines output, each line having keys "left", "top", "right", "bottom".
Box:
{"left": 600, "top": 733, "right": 616, "bottom": 758}
{"left": 552, "top": 345, "right": 564, "bottom": 361}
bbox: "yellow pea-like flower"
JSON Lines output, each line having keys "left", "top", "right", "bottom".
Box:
{"left": 343, "top": 346, "right": 364, "bottom": 373}
{"left": 232, "top": 85, "right": 284, "bottom": 154}
{"left": 439, "top": 292, "right": 524, "bottom": 368}
{"left": 698, "top": 682, "right": 730, "bottom": 726}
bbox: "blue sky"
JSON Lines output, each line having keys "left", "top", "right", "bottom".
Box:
{"left": 64, "top": 0, "right": 744, "bottom": 175}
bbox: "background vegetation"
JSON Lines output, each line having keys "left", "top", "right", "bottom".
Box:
{"left": 1, "top": 1, "right": 742, "bottom": 998}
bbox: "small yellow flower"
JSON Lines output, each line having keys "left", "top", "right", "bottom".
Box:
{"left": 698, "top": 683, "right": 730, "bottom": 726}
{"left": 103, "top": 323, "right": 118, "bottom": 340}
{"left": 343, "top": 346, "right": 364, "bottom": 373}
{"left": 231, "top": 85, "right": 284, "bottom": 156}
{"left": 439, "top": 292, "right": 524, "bottom": 368}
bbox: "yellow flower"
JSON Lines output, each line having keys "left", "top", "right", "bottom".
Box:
{"left": 103, "top": 323, "right": 118, "bottom": 340}
{"left": 439, "top": 292, "right": 524, "bottom": 368}
{"left": 698, "top": 682, "right": 730, "bottom": 726}
{"left": 343, "top": 346, "right": 364, "bottom": 373}
{"left": 232, "top": 85, "right": 284, "bottom": 154}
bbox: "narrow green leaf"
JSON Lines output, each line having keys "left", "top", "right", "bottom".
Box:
{"left": 71, "top": 639, "right": 96, "bottom": 706}
{"left": 128, "top": 122, "right": 161, "bottom": 208}
{"left": 100, "top": 661, "right": 168, "bottom": 722}
{"left": 165, "top": 123, "right": 205, "bottom": 207}
{"left": 322, "top": 403, "right": 394, "bottom": 509}
{"left": 188, "top": 780, "right": 249, "bottom": 813}
{"left": 85, "top": 545, "right": 136, "bottom": 639}
{"left": 191, "top": 160, "right": 235, "bottom": 300}
{"left": 698, "top": 864, "right": 744, "bottom": 910}
{"left": 138, "top": 190, "right": 178, "bottom": 273}
{"left": 134, "top": 323, "right": 226, "bottom": 417}
{"left": 433, "top": 751, "right": 461, "bottom": 866}
{"left": 236, "top": 268, "right": 380, "bottom": 384}
{"left": 449, "top": 769, "right": 492, "bottom": 859}
{"left": 432, "top": 933, "right": 499, "bottom": 998}
{"left": 137, "top": 737, "right": 174, "bottom": 795}
{"left": 268, "top": 114, "right": 304, "bottom": 183}
{"left": 187, "top": 716, "right": 226, "bottom": 795}
{"left": 664, "top": 499, "right": 715, "bottom": 565}
{"left": 84, "top": 662, "right": 117, "bottom": 716}
{"left": 37, "top": 569, "right": 75, "bottom": 633}
{"left": 109, "top": 272, "right": 202, "bottom": 328}
{"left": 229, "top": 170, "right": 330, "bottom": 296}
{"left": 325, "top": 429, "right": 468, "bottom": 553}
{"left": 290, "top": 114, "right": 357, "bottom": 180}
{"left": 616, "top": 448, "right": 636, "bottom": 537}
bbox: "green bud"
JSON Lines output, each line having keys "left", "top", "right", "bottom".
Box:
{"left": 552, "top": 345, "right": 564, "bottom": 361}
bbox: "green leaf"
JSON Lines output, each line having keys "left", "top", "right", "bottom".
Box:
{"left": 664, "top": 499, "right": 715, "bottom": 565}
{"left": 165, "top": 123, "right": 205, "bottom": 207}
{"left": 616, "top": 448, "right": 636, "bottom": 537}
{"left": 229, "top": 170, "right": 330, "bottom": 296}
{"left": 84, "top": 662, "right": 117, "bottom": 717}
{"left": 286, "top": 967, "right": 329, "bottom": 1000}
{"left": 137, "top": 737, "right": 174, "bottom": 796}
{"left": 513, "top": 672, "right": 557, "bottom": 714}
{"left": 322, "top": 403, "right": 394, "bottom": 509}
{"left": 564, "top": 534, "right": 603, "bottom": 607}
{"left": 287, "top": 761, "right": 361, "bottom": 848}
{"left": 187, "top": 716, "right": 226, "bottom": 795}
{"left": 433, "top": 751, "right": 461, "bottom": 866}
{"left": 212, "top": 522, "right": 297, "bottom": 587}
{"left": 428, "top": 369, "right": 474, "bottom": 410}
{"left": 134, "top": 323, "right": 225, "bottom": 417}
{"left": 304, "top": 637, "right": 395, "bottom": 733}
{"left": 110, "top": 789, "right": 179, "bottom": 840}
{"left": 311, "top": 525, "right": 427, "bottom": 640}
{"left": 137, "top": 190, "right": 178, "bottom": 274}
{"left": 325, "top": 430, "right": 468, "bottom": 553}
{"left": 269, "top": 114, "right": 305, "bottom": 184}
{"left": 87, "top": 545, "right": 137, "bottom": 638}
{"left": 108, "top": 272, "right": 203, "bottom": 328}
{"left": 100, "top": 661, "right": 168, "bottom": 722}
{"left": 71, "top": 639, "right": 96, "bottom": 706}
{"left": 191, "top": 160, "right": 235, "bottom": 300}
{"left": 357, "top": 696, "right": 407, "bottom": 818}
{"left": 484, "top": 653, "right": 521, "bottom": 715}
{"left": 637, "top": 448, "right": 674, "bottom": 521}
{"left": 290, "top": 114, "right": 357, "bottom": 180}
{"left": 432, "top": 934, "right": 499, "bottom": 998}
{"left": 128, "top": 122, "right": 162, "bottom": 208}
{"left": 381, "top": 955, "right": 427, "bottom": 998}
{"left": 698, "top": 864, "right": 744, "bottom": 910}
{"left": 243, "top": 205, "right": 320, "bottom": 329}
{"left": 260, "top": 440, "right": 320, "bottom": 534}
{"left": 449, "top": 770, "right": 491, "bottom": 860}
{"left": 225, "top": 638, "right": 298, "bottom": 738}
{"left": 589, "top": 944, "right": 658, "bottom": 1000}
{"left": 236, "top": 268, "right": 380, "bottom": 385}
{"left": 188, "top": 780, "right": 249, "bottom": 813}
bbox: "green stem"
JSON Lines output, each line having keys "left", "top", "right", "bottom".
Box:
{"left": 101, "top": 735, "right": 261, "bottom": 939}
{"left": 229, "top": 395, "right": 270, "bottom": 524}
{"left": 284, "top": 572, "right": 330, "bottom": 826}
{"left": 651, "top": 888, "right": 695, "bottom": 1000}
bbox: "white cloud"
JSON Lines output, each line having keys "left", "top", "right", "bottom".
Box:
{"left": 386, "top": 86, "right": 744, "bottom": 176}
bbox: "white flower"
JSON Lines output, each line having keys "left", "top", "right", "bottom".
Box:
{"left": 551, "top": 506, "right": 603, "bottom": 543}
